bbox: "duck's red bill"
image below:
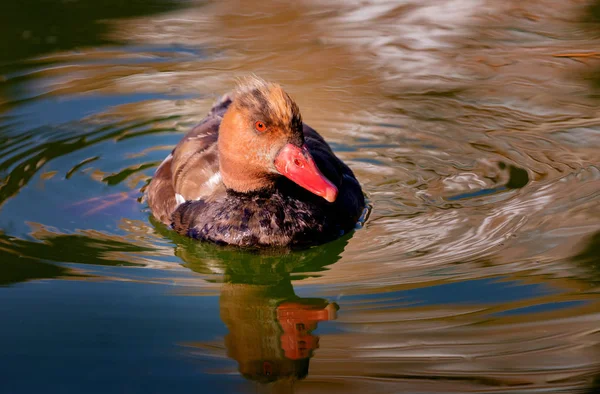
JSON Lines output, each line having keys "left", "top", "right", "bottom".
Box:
{"left": 274, "top": 144, "right": 338, "bottom": 203}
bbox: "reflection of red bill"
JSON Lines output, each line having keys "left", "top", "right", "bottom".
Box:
{"left": 274, "top": 144, "right": 338, "bottom": 203}
{"left": 277, "top": 302, "right": 338, "bottom": 360}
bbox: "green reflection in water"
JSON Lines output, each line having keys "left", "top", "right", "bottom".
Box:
{"left": 0, "top": 0, "right": 186, "bottom": 62}
{"left": 0, "top": 229, "right": 155, "bottom": 285}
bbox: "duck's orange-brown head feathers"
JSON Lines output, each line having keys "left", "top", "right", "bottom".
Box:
{"left": 234, "top": 77, "right": 304, "bottom": 145}
{"left": 218, "top": 77, "right": 337, "bottom": 202}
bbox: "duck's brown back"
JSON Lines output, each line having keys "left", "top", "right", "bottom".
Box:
{"left": 146, "top": 96, "right": 231, "bottom": 224}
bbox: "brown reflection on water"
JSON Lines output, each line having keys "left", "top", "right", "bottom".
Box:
{"left": 308, "top": 280, "right": 600, "bottom": 392}
{"left": 219, "top": 280, "right": 337, "bottom": 388}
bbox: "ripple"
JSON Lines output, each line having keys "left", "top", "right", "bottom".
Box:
{"left": 1, "top": 1, "right": 600, "bottom": 392}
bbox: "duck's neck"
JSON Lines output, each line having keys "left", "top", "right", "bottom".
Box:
{"left": 217, "top": 102, "right": 277, "bottom": 194}
{"left": 219, "top": 156, "right": 276, "bottom": 194}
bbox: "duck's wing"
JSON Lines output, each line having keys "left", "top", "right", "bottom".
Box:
{"left": 146, "top": 153, "right": 178, "bottom": 225}
{"left": 170, "top": 117, "right": 221, "bottom": 202}
{"left": 147, "top": 95, "right": 231, "bottom": 225}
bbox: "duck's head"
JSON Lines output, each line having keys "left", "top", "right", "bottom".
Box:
{"left": 218, "top": 77, "right": 338, "bottom": 203}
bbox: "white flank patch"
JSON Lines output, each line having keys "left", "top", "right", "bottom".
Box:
{"left": 205, "top": 172, "right": 222, "bottom": 188}
{"left": 175, "top": 193, "right": 186, "bottom": 206}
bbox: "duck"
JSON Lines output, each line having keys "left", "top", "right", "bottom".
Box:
{"left": 147, "top": 77, "right": 365, "bottom": 247}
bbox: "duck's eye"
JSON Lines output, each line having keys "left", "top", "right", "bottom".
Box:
{"left": 255, "top": 121, "right": 267, "bottom": 132}
{"left": 263, "top": 361, "right": 272, "bottom": 376}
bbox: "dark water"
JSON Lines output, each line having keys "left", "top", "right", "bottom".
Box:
{"left": 1, "top": 0, "right": 600, "bottom": 393}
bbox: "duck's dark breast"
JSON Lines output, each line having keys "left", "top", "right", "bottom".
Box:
{"left": 171, "top": 178, "right": 363, "bottom": 247}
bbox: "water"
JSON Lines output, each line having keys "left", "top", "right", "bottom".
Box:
{"left": 1, "top": 0, "right": 600, "bottom": 392}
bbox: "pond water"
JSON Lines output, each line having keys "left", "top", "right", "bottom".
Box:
{"left": 1, "top": 0, "right": 600, "bottom": 393}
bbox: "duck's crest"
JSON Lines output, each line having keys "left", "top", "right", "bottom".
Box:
{"left": 234, "top": 76, "right": 302, "bottom": 133}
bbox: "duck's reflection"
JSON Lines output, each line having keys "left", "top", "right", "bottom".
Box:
{"left": 168, "top": 226, "right": 349, "bottom": 385}
{"left": 220, "top": 275, "right": 337, "bottom": 383}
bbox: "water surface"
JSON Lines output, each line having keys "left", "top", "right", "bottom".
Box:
{"left": 1, "top": 0, "right": 600, "bottom": 393}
